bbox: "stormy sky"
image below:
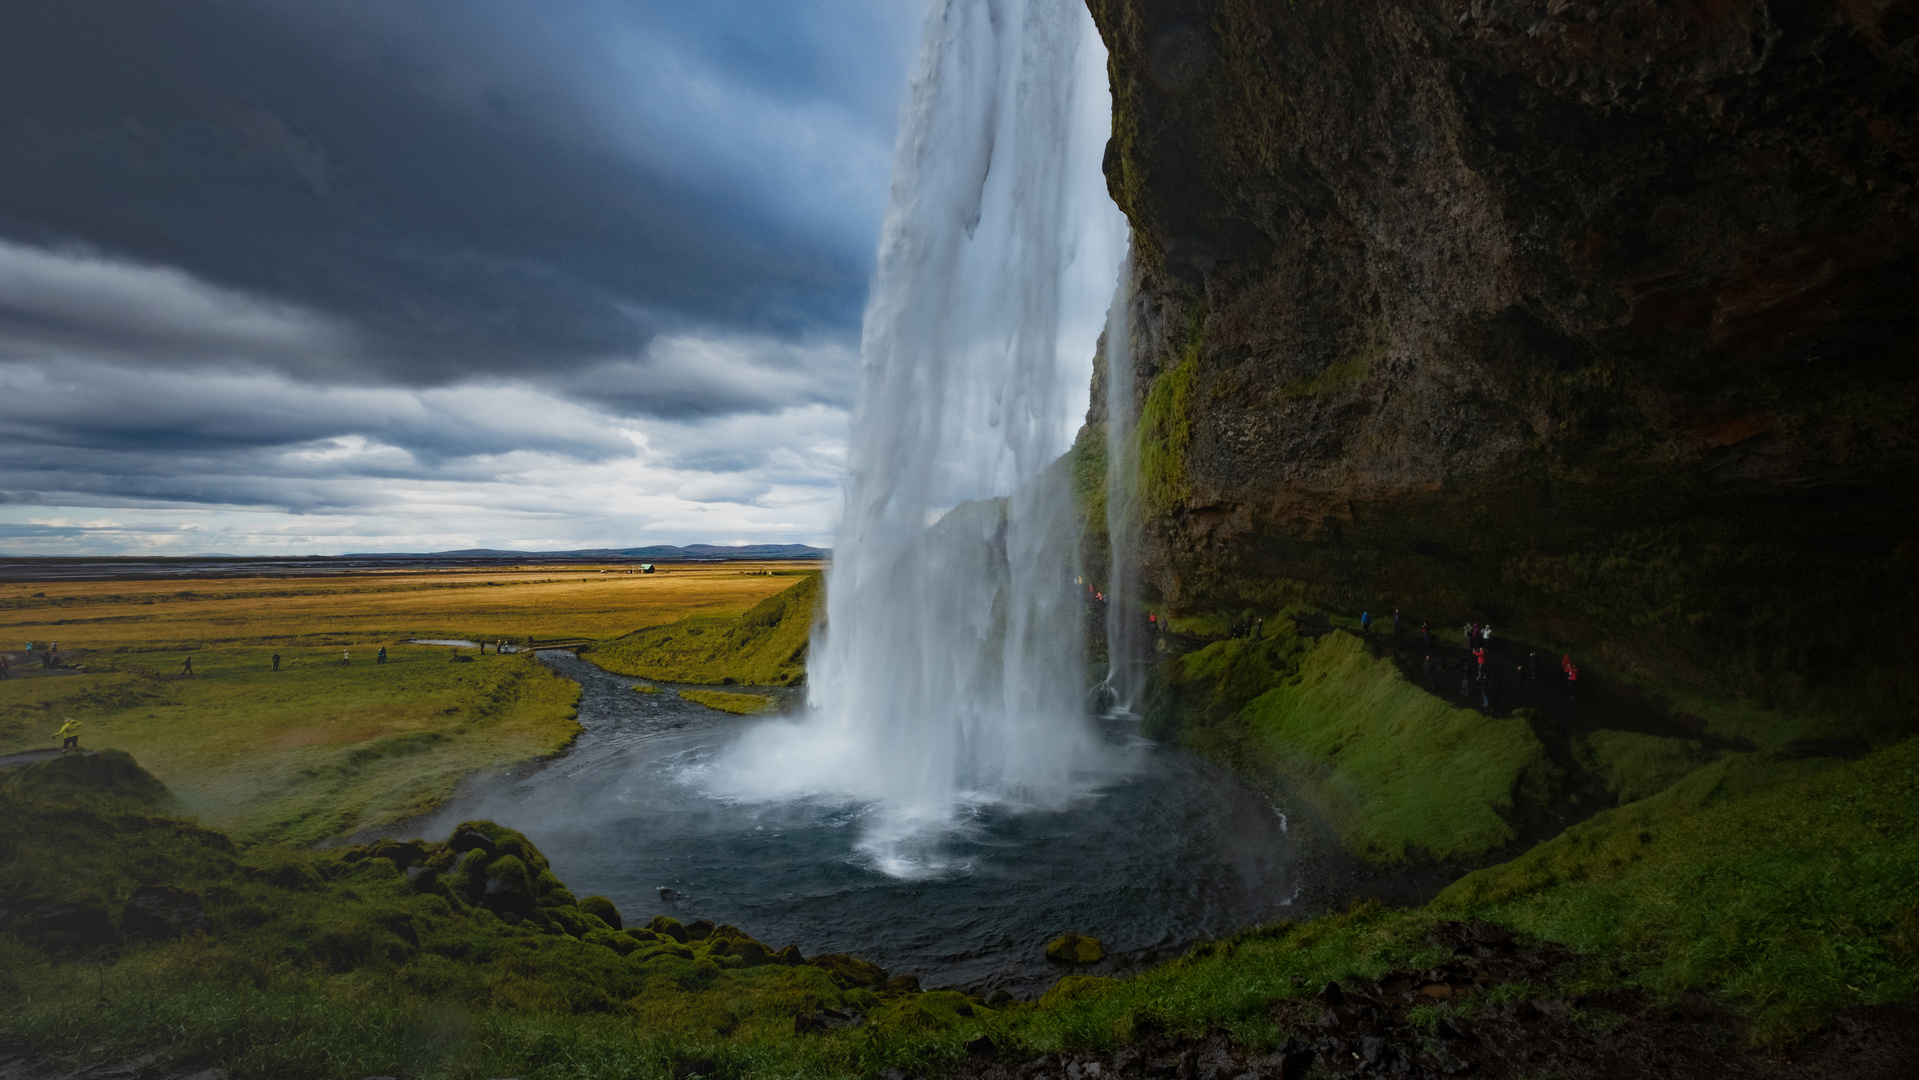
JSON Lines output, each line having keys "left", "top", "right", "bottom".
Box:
{"left": 0, "top": 0, "right": 937, "bottom": 554}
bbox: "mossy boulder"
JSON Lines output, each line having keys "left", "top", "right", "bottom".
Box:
{"left": 580, "top": 894, "right": 622, "bottom": 930}
{"left": 3, "top": 750, "right": 175, "bottom": 812}
{"left": 807, "top": 952, "right": 889, "bottom": 989}
{"left": 1045, "top": 932, "right": 1105, "bottom": 965}
{"left": 647, "top": 914, "right": 689, "bottom": 943}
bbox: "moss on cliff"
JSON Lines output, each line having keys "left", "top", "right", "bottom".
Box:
{"left": 1137, "top": 344, "right": 1197, "bottom": 517}
{"left": 1173, "top": 629, "right": 1552, "bottom": 863}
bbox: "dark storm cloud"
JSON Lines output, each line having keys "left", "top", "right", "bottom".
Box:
{"left": 0, "top": 0, "right": 918, "bottom": 388}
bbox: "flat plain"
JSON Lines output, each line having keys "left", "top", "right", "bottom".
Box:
{"left": 0, "top": 561, "right": 816, "bottom": 843}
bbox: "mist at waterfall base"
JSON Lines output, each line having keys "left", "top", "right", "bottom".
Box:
{"left": 409, "top": 654, "right": 1300, "bottom": 992}
{"left": 703, "top": 0, "right": 1131, "bottom": 877}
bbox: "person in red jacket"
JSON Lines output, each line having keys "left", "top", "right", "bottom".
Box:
{"left": 1562, "top": 654, "right": 1579, "bottom": 698}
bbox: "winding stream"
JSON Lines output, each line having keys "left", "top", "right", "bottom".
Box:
{"left": 406, "top": 651, "right": 1302, "bottom": 994}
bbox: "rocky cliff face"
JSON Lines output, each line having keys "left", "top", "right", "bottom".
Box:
{"left": 1085, "top": 0, "right": 1919, "bottom": 720}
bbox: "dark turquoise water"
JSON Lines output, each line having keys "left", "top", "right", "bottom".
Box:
{"left": 407, "top": 651, "right": 1301, "bottom": 995}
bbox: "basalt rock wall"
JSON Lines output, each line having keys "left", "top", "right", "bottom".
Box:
{"left": 1085, "top": 0, "right": 1919, "bottom": 720}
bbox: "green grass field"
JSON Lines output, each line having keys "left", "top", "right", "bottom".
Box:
{"left": 0, "top": 645, "right": 580, "bottom": 845}
{"left": 589, "top": 572, "right": 819, "bottom": 686}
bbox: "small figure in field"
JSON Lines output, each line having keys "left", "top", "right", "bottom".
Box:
{"left": 1391, "top": 609, "right": 1403, "bottom": 640}
{"left": 1459, "top": 667, "right": 1471, "bottom": 699}
{"left": 1422, "top": 653, "right": 1436, "bottom": 689}
{"left": 377, "top": 646, "right": 387, "bottom": 664}
{"left": 1472, "top": 646, "right": 1487, "bottom": 680}
{"left": 180, "top": 657, "right": 193, "bottom": 676}
{"left": 1360, "top": 611, "right": 1372, "bottom": 636}
{"left": 478, "top": 640, "right": 485, "bottom": 654}
{"left": 1480, "top": 672, "right": 1493, "bottom": 709}
{"left": 1481, "top": 624, "right": 1493, "bottom": 651}
{"left": 272, "top": 653, "right": 281, "bottom": 671}
{"left": 1561, "top": 654, "right": 1579, "bottom": 698}
{"left": 1, "top": 655, "right": 9, "bottom": 680}
{"left": 1420, "top": 622, "right": 1432, "bottom": 649}
{"left": 342, "top": 650, "right": 350, "bottom": 665}
{"left": 57, "top": 717, "right": 81, "bottom": 751}
{"left": 1527, "top": 651, "right": 1538, "bottom": 683}
{"left": 1255, "top": 617, "right": 1264, "bottom": 638}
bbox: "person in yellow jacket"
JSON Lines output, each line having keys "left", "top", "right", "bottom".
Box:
{"left": 57, "top": 717, "right": 82, "bottom": 752}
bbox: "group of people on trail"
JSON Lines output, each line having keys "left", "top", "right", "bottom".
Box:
{"left": 20, "top": 640, "right": 60, "bottom": 670}
{"left": 1358, "top": 610, "right": 1405, "bottom": 640}
{"left": 1377, "top": 611, "right": 1585, "bottom": 711}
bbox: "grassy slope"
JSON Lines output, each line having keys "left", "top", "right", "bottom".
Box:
{"left": 5, "top": 737, "right": 1912, "bottom": 1079}
{"left": 678, "top": 689, "right": 777, "bottom": 715}
{"left": 0, "top": 646, "right": 580, "bottom": 845}
{"left": 1165, "top": 620, "right": 1549, "bottom": 863}
{"left": 588, "top": 573, "right": 819, "bottom": 686}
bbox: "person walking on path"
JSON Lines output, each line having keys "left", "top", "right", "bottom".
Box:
{"left": 1392, "top": 609, "right": 1403, "bottom": 640}
{"left": 1480, "top": 672, "right": 1493, "bottom": 710}
{"left": 57, "top": 717, "right": 81, "bottom": 751}
{"left": 1422, "top": 653, "right": 1436, "bottom": 689}
{"left": 1481, "top": 624, "right": 1493, "bottom": 651}
{"left": 1420, "top": 621, "right": 1431, "bottom": 649}
{"left": 180, "top": 657, "right": 193, "bottom": 676}
{"left": 1527, "top": 651, "right": 1538, "bottom": 684}
{"left": 342, "top": 650, "right": 350, "bottom": 665}
{"left": 377, "top": 646, "right": 387, "bottom": 664}
{"left": 1472, "top": 646, "right": 1487, "bottom": 680}
{"left": 1561, "top": 654, "right": 1579, "bottom": 698}
{"left": 1360, "top": 611, "right": 1372, "bottom": 637}
{"left": 272, "top": 653, "right": 281, "bottom": 671}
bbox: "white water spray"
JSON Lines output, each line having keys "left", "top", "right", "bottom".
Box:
{"left": 708, "top": 0, "right": 1126, "bottom": 875}
{"left": 1100, "top": 245, "right": 1144, "bottom": 712}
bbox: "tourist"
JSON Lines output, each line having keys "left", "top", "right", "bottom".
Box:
{"left": 272, "top": 653, "right": 281, "bottom": 671}
{"left": 1561, "top": 654, "right": 1578, "bottom": 698}
{"left": 1472, "top": 646, "right": 1487, "bottom": 679}
{"left": 1420, "top": 621, "right": 1432, "bottom": 649}
{"left": 1392, "top": 609, "right": 1403, "bottom": 639}
{"left": 57, "top": 717, "right": 81, "bottom": 751}
{"left": 1482, "top": 624, "right": 1493, "bottom": 650}
{"left": 377, "top": 646, "right": 387, "bottom": 664}
{"left": 180, "top": 657, "right": 193, "bottom": 676}
{"left": 1422, "top": 653, "right": 1435, "bottom": 689}
{"left": 1527, "top": 651, "right": 1538, "bottom": 683}
{"left": 1360, "top": 611, "right": 1372, "bottom": 636}
{"left": 1459, "top": 667, "right": 1471, "bottom": 699}
{"left": 0, "top": 655, "right": 8, "bottom": 680}
{"left": 1480, "top": 672, "right": 1493, "bottom": 709}
{"left": 342, "top": 650, "right": 350, "bottom": 665}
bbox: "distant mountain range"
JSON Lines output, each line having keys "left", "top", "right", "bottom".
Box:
{"left": 341, "top": 544, "right": 827, "bottom": 561}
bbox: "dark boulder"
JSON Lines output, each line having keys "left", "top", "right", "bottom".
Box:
{"left": 793, "top": 1008, "right": 866, "bottom": 1035}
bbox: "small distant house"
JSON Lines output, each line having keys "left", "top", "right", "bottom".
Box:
{"left": 640, "top": 564, "right": 655, "bottom": 574}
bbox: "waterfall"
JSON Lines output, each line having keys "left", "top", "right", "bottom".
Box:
{"left": 706, "top": 0, "right": 1127, "bottom": 876}
{"left": 1101, "top": 244, "right": 1143, "bottom": 713}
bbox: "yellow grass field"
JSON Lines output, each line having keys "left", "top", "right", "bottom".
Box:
{"left": 0, "top": 562, "right": 807, "bottom": 654}
{"left": 0, "top": 561, "right": 818, "bottom": 844}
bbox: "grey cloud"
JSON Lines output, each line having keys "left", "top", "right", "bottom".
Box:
{"left": 0, "top": 0, "right": 913, "bottom": 386}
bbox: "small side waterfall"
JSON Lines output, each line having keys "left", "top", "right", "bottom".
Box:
{"left": 1100, "top": 245, "right": 1144, "bottom": 712}
{"left": 708, "top": 0, "right": 1126, "bottom": 876}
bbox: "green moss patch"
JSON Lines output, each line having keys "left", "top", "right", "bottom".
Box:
{"left": 680, "top": 690, "right": 776, "bottom": 716}
{"left": 1215, "top": 632, "right": 1551, "bottom": 863}
{"left": 1578, "top": 730, "right": 1715, "bottom": 803}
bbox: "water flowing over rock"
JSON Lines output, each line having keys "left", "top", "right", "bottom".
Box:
{"left": 710, "top": 0, "right": 1127, "bottom": 876}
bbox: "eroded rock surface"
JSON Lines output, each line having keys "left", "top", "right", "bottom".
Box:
{"left": 1087, "top": 0, "right": 1919, "bottom": 714}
